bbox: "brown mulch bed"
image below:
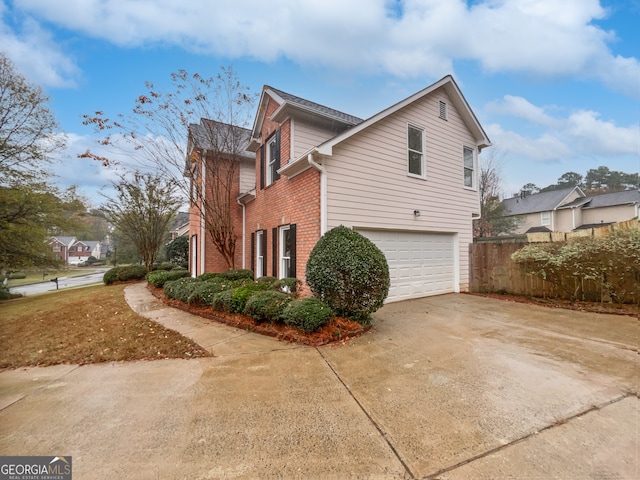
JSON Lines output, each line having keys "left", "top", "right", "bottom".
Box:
{"left": 147, "top": 285, "right": 370, "bottom": 346}
{"left": 471, "top": 292, "right": 639, "bottom": 317}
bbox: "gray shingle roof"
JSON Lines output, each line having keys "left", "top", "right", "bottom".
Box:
{"left": 171, "top": 212, "right": 189, "bottom": 231}
{"left": 267, "top": 86, "right": 364, "bottom": 126}
{"left": 501, "top": 187, "right": 579, "bottom": 215}
{"left": 581, "top": 189, "right": 640, "bottom": 209}
{"left": 189, "top": 119, "right": 252, "bottom": 157}
{"left": 51, "top": 236, "right": 76, "bottom": 246}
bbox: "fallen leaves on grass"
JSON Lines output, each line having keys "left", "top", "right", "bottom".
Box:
{"left": 0, "top": 284, "right": 210, "bottom": 369}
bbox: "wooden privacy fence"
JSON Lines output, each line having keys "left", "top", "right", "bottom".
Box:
{"left": 469, "top": 219, "right": 639, "bottom": 303}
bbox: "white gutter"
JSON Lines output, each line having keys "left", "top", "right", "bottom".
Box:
{"left": 200, "top": 151, "right": 206, "bottom": 275}
{"left": 236, "top": 198, "right": 246, "bottom": 269}
{"left": 307, "top": 151, "right": 327, "bottom": 235}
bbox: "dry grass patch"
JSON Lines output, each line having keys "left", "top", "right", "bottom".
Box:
{"left": 0, "top": 284, "right": 210, "bottom": 368}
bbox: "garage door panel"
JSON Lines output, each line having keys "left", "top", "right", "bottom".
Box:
{"left": 357, "top": 229, "right": 455, "bottom": 302}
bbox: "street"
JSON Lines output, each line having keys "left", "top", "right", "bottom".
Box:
{"left": 9, "top": 269, "right": 109, "bottom": 296}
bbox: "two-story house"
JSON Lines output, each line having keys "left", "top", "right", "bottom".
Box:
{"left": 500, "top": 187, "right": 640, "bottom": 234}
{"left": 189, "top": 75, "right": 490, "bottom": 302}
{"left": 67, "top": 240, "right": 101, "bottom": 265}
{"left": 50, "top": 236, "right": 77, "bottom": 263}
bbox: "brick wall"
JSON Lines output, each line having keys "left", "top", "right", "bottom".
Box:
{"left": 244, "top": 95, "right": 321, "bottom": 293}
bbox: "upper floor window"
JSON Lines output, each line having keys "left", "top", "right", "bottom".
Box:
{"left": 540, "top": 211, "right": 551, "bottom": 226}
{"left": 407, "top": 125, "right": 425, "bottom": 178}
{"left": 52, "top": 245, "right": 61, "bottom": 252}
{"left": 463, "top": 147, "right": 475, "bottom": 188}
{"left": 262, "top": 129, "right": 281, "bottom": 188}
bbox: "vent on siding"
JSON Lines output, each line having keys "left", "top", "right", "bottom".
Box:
{"left": 439, "top": 100, "right": 447, "bottom": 120}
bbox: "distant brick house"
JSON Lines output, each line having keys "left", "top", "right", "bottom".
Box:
{"left": 189, "top": 76, "right": 491, "bottom": 302}
{"left": 50, "top": 237, "right": 103, "bottom": 265}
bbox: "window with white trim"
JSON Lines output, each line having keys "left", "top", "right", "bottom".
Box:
{"left": 255, "top": 230, "right": 264, "bottom": 278}
{"left": 463, "top": 147, "right": 475, "bottom": 188}
{"left": 53, "top": 245, "right": 61, "bottom": 252}
{"left": 279, "top": 226, "right": 292, "bottom": 279}
{"left": 407, "top": 125, "right": 425, "bottom": 178}
{"left": 266, "top": 136, "right": 277, "bottom": 186}
{"left": 541, "top": 211, "right": 551, "bottom": 226}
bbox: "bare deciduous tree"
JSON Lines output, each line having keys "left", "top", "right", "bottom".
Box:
{"left": 80, "top": 66, "right": 256, "bottom": 269}
{"left": 474, "top": 147, "right": 519, "bottom": 237}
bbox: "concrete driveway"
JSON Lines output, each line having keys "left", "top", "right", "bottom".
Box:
{"left": 1, "top": 285, "right": 638, "bottom": 479}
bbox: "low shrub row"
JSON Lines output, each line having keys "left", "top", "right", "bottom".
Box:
{"left": 146, "top": 269, "right": 191, "bottom": 287}
{"left": 160, "top": 271, "right": 331, "bottom": 332}
{"left": 103, "top": 265, "right": 148, "bottom": 285}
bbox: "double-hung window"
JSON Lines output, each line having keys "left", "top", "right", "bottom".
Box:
{"left": 463, "top": 147, "right": 475, "bottom": 188}
{"left": 255, "top": 230, "right": 265, "bottom": 278}
{"left": 267, "top": 136, "right": 278, "bottom": 186}
{"left": 279, "top": 226, "right": 292, "bottom": 279}
{"left": 407, "top": 124, "right": 425, "bottom": 178}
{"left": 540, "top": 211, "right": 551, "bottom": 226}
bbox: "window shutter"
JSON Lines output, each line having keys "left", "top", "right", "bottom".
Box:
{"left": 272, "top": 227, "right": 278, "bottom": 277}
{"left": 274, "top": 129, "right": 281, "bottom": 181}
{"left": 261, "top": 230, "right": 267, "bottom": 277}
{"left": 250, "top": 232, "right": 255, "bottom": 275}
{"left": 289, "top": 224, "right": 296, "bottom": 278}
{"left": 259, "top": 146, "right": 265, "bottom": 189}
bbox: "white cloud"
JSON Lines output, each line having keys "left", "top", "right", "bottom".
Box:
{"left": 485, "top": 98, "right": 640, "bottom": 162}
{"left": 7, "top": 0, "right": 639, "bottom": 97}
{"left": 487, "top": 95, "right": 561, "bottom": 127}
{"left": 0, "top": 2, "right": 80, "bottom": 87}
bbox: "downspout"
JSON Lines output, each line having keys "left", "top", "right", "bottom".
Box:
{"left": 307, "top": 151, "right": 327, "bottom": 235}
{"left": 200, "top": 150, "right": 206, "bottom": 275}
{"left": 237, "top": 198, "right": 246, "bottom": 269}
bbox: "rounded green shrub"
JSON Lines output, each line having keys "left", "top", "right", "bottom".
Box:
{"left": 270, "top": 277, "right": 302, "bottom": 296}
{"left": 244, "top": 290, "right": 293, "bottom": 323}
{"left": 256, "top": 275, "right": 277, "bottom": 286}
{"left": 218, "top": 269, "right": 254, "bottom": 281}
{"left": 187, "top": 279, "right": 234, "bottom": 305}
{"left": 282, "top": 298, "right": 333, "bottom": 332}
{"left": 211, "top": 289, "right": 235, "bottom": 313}
{"left": 103, "top": 265, "right": 148, "bottom": 285}
{"left": 305, "top": 226, "right": 389, "bottom": 323}
{"left": 151, "top": 262, "right": 175, "bottom": 271}
{"left": 198, "top": 272, "right": 221, "bottom": 281}
{"left": 163, "top": 277, "right": 201, "bottom": 302}
{"left": 8, "top": 272, "right": 26, "bottom": 279}
{"left": 230, "top": 284, "right": 268, "bottom": 313}
{"left": 146, "top": 269, "right": 190, "bottom": 288}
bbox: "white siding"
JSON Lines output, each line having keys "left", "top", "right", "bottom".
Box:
{"left": 239, "top": 158, "right": 255, "bottom": 194}
{"left": 324, "top": 88, "right": 479, "bottom": 292}
{"left": 292, "top": 119, "right": 337, "bottom": 160}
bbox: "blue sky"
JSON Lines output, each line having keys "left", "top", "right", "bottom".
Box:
{"left": 2, "top": 0, "right": 639, "bottom": 206}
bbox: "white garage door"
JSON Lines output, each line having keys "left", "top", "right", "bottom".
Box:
{"left": 357, "top": 230, "right": 456, "bottom": 303}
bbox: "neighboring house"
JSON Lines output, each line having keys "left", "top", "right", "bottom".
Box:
{"left": 170, "top": 212, "right": 190, "bottom": 239}
{"left": 189, "top": 75, "right": 491, "bottom": 302}
{"left": 50, "top": 236, "right": 77, "bottom": 263}
{"left": 501, "top": 187, "right": 640, "bottom": 234}
{"left": 67, "top": 240, "right": 102, "bottom": 265}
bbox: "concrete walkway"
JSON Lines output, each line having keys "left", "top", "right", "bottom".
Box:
{"left": 1, "top": 284, "right": 638, "bottom": 479}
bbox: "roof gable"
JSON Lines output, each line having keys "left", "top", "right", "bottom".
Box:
{"left": 188, "top": 119, "right": 253, "bottom": 158}
{"left": 501, "top": 186, "right": 584, "bottom": 216}
{"left": 316, "top": 75, "right": 491, "bottom": 156}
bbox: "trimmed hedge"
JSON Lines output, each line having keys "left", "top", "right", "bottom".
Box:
{"left": 211, "top": 289, "right": 235, "bottom": 313}
{"left": 271, "top": 277, "right": 302, "bottom": 296}
{"left": 103, "top": 265, "right": 148, "bottom": 285}
{"left": 218, "top": 269, "right": 254, "bottom": 281}
{"left": 146, "top": 269, "right": 190, "bottom": 288}
{"left": 230, "top": 284, "right": 269, "bottom": 313}
{"left": 163, "top": 277, "right": 201, "bottom": 302}
{"left": 244, "top": 290, "right": 293, "bottom": 323}
{"left": 151, "top": 262, "right": 176, "bottom": 271}
{"left": 187, "top": 279, "right": 235, "bottom": 305}
{"left": 8, "top": 272, "right": 26, "bottom": 279}
{"left": 198, "top": 272, "right": 221, "bottom": 281}
{"left": 306, "top": 226, "right": 389, "bottom": 324}
{"left": 282, "top": 298, "right": 333, "bottom": 332}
